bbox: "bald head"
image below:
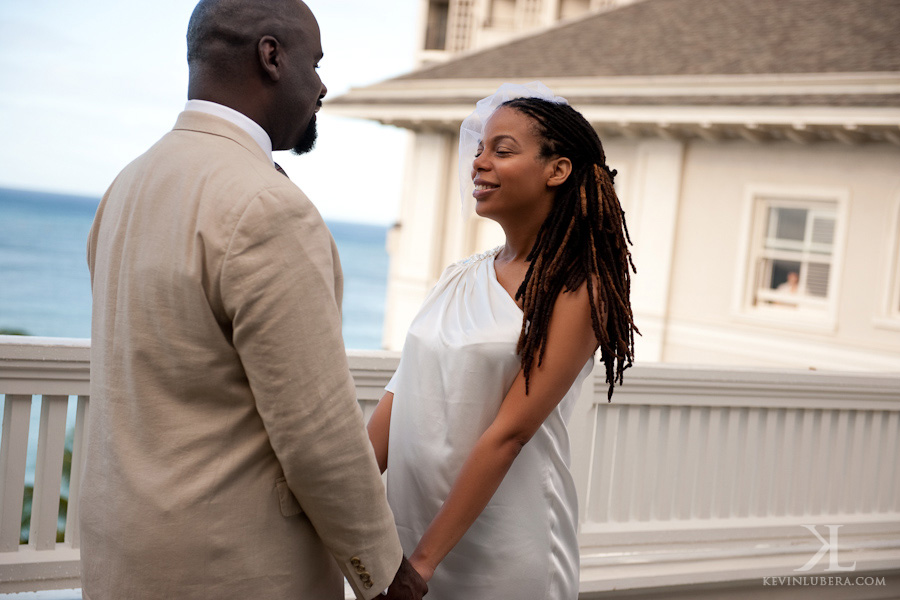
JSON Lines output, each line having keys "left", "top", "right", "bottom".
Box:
{"left": 185, "top": 0, "right": 327, "bottom": 152}
{"left": 187, "top": 0, "right": 305, "bottom": 80}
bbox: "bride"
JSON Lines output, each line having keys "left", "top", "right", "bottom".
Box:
{"left": 368, "top": 82, "right": 638, "bottom": 599}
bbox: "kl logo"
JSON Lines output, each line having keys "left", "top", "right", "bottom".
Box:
{"left": 795, "top": 525, "right": 857, "bottom": 572}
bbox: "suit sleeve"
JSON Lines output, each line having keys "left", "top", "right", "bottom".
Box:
{"left": 220, "top": 185, "right": 402, "bottom": 599}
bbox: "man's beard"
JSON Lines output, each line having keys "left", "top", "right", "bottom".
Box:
{"left": 291, "top": 118, "right": 318, "bottom": 155}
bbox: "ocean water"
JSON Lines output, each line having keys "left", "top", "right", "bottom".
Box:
{"left": 1, "top": 186, "right": 390, "bottom": 493}
{"left": 0, "top": 186, "right": 389, "bottom": 348}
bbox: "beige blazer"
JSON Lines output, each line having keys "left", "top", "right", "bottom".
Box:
{"left": 82, "top": 111, "right": 402, "bottom": 599}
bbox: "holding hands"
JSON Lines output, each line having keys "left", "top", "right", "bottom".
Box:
{"left": 382, "top": 555, "right": 428, "bottom": 599}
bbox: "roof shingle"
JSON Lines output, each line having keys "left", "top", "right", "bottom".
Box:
{"left": 398, "top": 0, "right": 900, "bottom": 80}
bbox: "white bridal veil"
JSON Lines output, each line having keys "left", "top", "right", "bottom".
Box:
{"left": 457, "top": 81, "right": 568, "bottom": 217}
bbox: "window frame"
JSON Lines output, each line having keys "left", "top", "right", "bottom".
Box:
{"left": 732, "top": 185, "right": 849, "bottom": 333}
{"left": 487, "top": 0, "right": 518, "bottom": 29}
{"left": 874, "top": 193, "right": 900, "bottom": 331}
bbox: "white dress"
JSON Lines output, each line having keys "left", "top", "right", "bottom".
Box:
{"left": 386, "top": 248, "right": 591, "bottom": 599}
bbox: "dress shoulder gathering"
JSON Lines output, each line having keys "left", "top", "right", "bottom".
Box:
{"left": 386, "top": 247, "right": 592, "bottom": 599}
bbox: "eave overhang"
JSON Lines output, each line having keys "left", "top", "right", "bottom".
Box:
{"left": 326, "top": 73, "right": 900, "bottom": 145}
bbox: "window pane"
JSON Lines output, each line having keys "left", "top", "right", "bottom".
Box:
{"left": 806, "top": 263, "right": 830, "bottom": 297}
{"left": 771, "top": 208, "right": 807, "bottom": 242}
{"left": 425, "top": 0, "right": 450, "bottom": 50}
{"left": 560, "top": 0, "right": 591, "bottom": 19}
{"left": 490, "top": 0, "right": 517, "bottom": 27}
{"left": 770, "top": 259, "right": 802, "bottom": 292}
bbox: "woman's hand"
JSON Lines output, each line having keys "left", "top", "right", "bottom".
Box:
{"left": 408, "top": 553, "right": 435, "bottom": 583}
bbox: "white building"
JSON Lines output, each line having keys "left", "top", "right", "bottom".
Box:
{"left": 328, "top": 0, "right": 900, "bottom": 371}
{"left": 413, "top": 0, "right": 640, "bottom": 65}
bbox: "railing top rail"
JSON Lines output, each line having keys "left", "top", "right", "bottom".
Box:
{"left": 614, "top": 362, "right": 900, "bottom": 396}
{"left": 0, "top": 337, "right": 90, "bottom": 396}
{"left": 0, "top": 336, "right": 90, "bottom": 358}
{"left": 2, "top": 336, "right": 898, "bottom": 401}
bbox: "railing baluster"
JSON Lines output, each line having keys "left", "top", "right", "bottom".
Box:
{"left": 890, "top": 412, "right": 900, "bottom": 512}
{"left": 65, "top": 395, "right": 89, "bottom": 548}
{"left": 877, "top": 411, "right": 899, "bottom": 513}
{"left": 762, "top": 407, "right": 782, "bottom": 516}
{"left": 736, "top": 407, "right": 756, "bottom": 518}
{"left": 828, "top": 409, "right": 851, "bottom": 513}
{"left": 626, "top": 406, "right": 648, "bottom": 522}
{"left": 615, "top": 405, "right": 641, "bottom": 522}
{"left": 721, "top": 406, "right": 742, "bottom": 519}
{"left": 792, "top": 408, "right": 815, "bottom": 516}
{"left": 29, "top": 395, "right": 68, "bottom": 550}
{"left": 747, "top": 407, "right": 768, "bottom": 517}
{"left": 693, "top": 407, "right": 711, "bottom": 519}
{"left": 609, "top": 406, "right": 630, "bottom": 522}
{"left": 681, "top": 406, "right": 705, "bottom": 519}
{"left": 808, "top": 409, "right": 827, "bottom": 515}
{"left": 641, "top": 405, "right": 662, "bottom": 521}
{"left": 782, "top": 408, "right": 798, "bottom": 516}
{"left": 858, "top": 410, "right": 880, "bottom": 514}
{"left": 0, "top": 394, "right": 33, "bottom": 551}
{"left": 657, "top": 405, "right": 678, "bottom": 521}
{"left": 588, "top": 404, "right": 618, "bottom": 523}
{"left": 703, "top": 407, "right": 721, "bottom": 518}
{"left": 845, "top": 409, "right": 867, "bottom": 514}
{"left": 579, "top": 403, "right": 600, "bottom": 525}
{"left": 706, "top": 407, "right": 726, "bottom": 518}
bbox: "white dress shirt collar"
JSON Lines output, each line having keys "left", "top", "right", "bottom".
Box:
{"left": 184, "top": 99, "right": 274, "bottom": 165}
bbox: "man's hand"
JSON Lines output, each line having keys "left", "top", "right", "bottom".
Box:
{"left": 382, "top": 555, "right": 428, "bottom": 599}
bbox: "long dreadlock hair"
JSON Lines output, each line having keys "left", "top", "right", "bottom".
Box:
{"left": 501, "top": 97, "right": 638, "bottom": 400}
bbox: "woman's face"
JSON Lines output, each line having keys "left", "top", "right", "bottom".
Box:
{"left": 470, "top": 106, "right": 558, "bottom": 223}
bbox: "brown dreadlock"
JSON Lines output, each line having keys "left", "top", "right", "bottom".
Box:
{"left": 501, "top": 98, "right": 638, "bottom": 400}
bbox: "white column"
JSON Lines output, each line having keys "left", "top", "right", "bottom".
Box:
{"left": 626, "top": 139, "right": 685, "bottom": 362}
{"left": 382, "top": 131, "right": 456, "bottom": 350}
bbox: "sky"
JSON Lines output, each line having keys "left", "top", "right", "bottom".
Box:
{"left": 0, "top": 0, "right": 421, "bottom": 225}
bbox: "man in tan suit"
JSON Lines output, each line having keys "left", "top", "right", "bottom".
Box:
{"left": 81, "top": 1, "right": 426, "bottom": 598}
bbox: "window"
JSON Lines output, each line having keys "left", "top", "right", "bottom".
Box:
{"left": 488, "top": 0, "right": 517, "bottom": 28}
{"left": 737, "top": 188, "right": 847, "bottom": 329}
{"left": 424, "top": 0, "right": 450, "bottom": 50}
{"left": 558, "top": 0, "right": 591, "bottom": 20}
{"left": 752, "top": 203, "right": 836, "bottom": 310}
{"left": 878, "top": 199, "right": 900, "bottom": 328}
{"left": 893, "top": 242, "right": 900, "bottom": 319}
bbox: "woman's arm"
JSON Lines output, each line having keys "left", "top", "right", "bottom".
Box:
{"left": 367, "top": 391, "right": 394, "bottom": 474}
{"left": 408, "top": 281, "right": 601, "bottom": 581}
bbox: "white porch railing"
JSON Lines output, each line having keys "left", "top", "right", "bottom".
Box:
{"left": 1, "top": 335, "right": 899, "bottom": 597}
{"left": 0, "top": 337, "right": 88, "bottom": 593}
{"left": 569, "top": 365, "right": 900, "bottom": 597}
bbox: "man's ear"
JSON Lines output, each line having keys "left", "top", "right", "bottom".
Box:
{"left": 258, "top": 35, "right": 281, "bottom": 82}
{"left": 547, "top": 156, "right": 572, "bottom": 188}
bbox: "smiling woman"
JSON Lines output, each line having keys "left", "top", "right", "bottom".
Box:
{"left": 367, "top": 83, "right": 638, "bottom": 599}
{"left": 472, "top": 108, "right": 570, "bottom": 226}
